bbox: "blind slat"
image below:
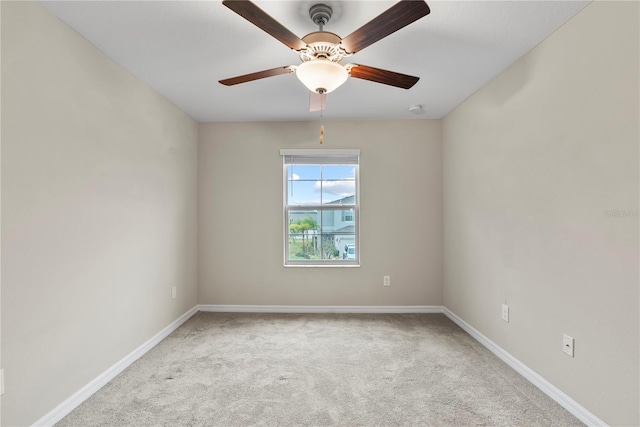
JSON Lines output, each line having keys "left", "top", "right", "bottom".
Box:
{"left": 283, "top": 155, "right": 358, "bottom": 165}
{"left": 281, "top": 149, "right": 360, "bottom": 165}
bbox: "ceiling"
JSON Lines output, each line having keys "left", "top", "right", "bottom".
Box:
{"left": 39, "top": 0, "right": 589, "bottom": 123}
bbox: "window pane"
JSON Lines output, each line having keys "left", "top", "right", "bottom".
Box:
{"left": 287, "top": 165, "right": 321, "bottom": 206}
{"left": 320, "top": 166, "right": 356, "bottom": 205}
{"left": 320, "top": 209, "right": 356, "bottom": 260}
{"left": 322, "top": 165, "right": 355, "bottom": 180}
{"left": 320, "top": 234, "right": 342, "bottom": 260}
{"left": 288, "top": 233, "right": 317, "bottom": 260}
{"left": 288, "top": 165, "right": 321, "bottom": 180}
{"left": 287, "top": 210, "right": 320, "bottom": 261}
{"left": 321, "top": 181, "right": 356, "bottom": 205}
{"left": 321, "top": 209, "right": 355, "bottom": 233}
{"left": 288, "top": 211, "right": 320, "bottom": 230}
{"left": 287, "top": 180, "right": 320, "bottom": 206}
{"left": 336, "top": 235, "right": 356, "bottom": 260}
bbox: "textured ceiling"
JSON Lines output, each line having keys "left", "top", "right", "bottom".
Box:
{"left": 39, "top": 0, "right": 589, "bottom": 122}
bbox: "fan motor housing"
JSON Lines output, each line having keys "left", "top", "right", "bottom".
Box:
{"left": 300, "top": 31, "right": 348, "bottom": 62}
{"left": 302, "top": 31, "right": 341, "bottom": 46}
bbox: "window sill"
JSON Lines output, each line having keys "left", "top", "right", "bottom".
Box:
{"left": 284, "top": 263, "right": 361, "bottom": 268}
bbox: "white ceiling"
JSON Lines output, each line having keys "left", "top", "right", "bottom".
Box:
{"left": 39, "top": 0, "right": 589, "bottom": 122}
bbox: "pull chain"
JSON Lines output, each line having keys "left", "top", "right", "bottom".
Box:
{"left": 319, "top": 90, "right": 325, "bottom": 144}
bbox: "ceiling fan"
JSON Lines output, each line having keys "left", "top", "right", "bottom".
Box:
{"left": 219, "top": 0, "right": 431, "bottom": 104}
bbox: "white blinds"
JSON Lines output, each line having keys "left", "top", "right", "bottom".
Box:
{"left": 280, "top": 149, "right": 360, "bottom": 165}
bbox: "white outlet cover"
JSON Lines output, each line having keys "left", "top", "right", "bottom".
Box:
{"left": 563, "top": 334, "right": 574, "bottom": 357}
{"left": 501, "top": 304, "right": 509, "bottom": 322}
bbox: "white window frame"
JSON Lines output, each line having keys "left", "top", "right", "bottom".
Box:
{"left": 281, "top": 149, "right": 360, "bottom": 267}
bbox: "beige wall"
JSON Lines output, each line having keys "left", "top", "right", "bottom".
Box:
{"left": 2, "top": 0, "right": 637, "bottom": 425}
{"left": 442, "top": 2, "right": 639, "bottom": 425}
{"left": 1, "top": 2, "right": 198, "bottom": 425}
{"left": 198, "top": 120, "right": 442, "bottom": 306}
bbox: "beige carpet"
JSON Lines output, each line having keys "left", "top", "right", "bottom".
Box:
{"left": 57, "top": 313, "right": 582, "bottom": 426}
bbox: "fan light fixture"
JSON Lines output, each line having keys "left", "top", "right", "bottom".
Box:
{"left": 296, "top": 60, "right": 348, "bottom": 94}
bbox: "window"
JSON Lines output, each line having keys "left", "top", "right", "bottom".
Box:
{"left": 281, "top": 149, "right": 360, "bottom": 266}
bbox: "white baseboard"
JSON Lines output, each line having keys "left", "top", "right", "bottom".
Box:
{"left": 32, "top": 304, "right": 606, "bottom": 427}
{"left": 198, "top": 304, "right": 444, "bottom": 314}
{"left": 442, "top": 307, "right": 608, "bottom": 427}
{"left": 33, "top": 306, "right": 199, "bottom": 427}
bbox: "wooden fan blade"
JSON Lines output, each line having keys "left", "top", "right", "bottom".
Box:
{"left": 341, "top": 0, "right": 430, "bottom": 54}
{"left": 309, "top": 92, "right": 327, "bottom": 112}
{"left": 223, "top": 0, "right": 307, "bottom": 51}
{"left": 349, "top": 64, "right": 419, "bottom": 89}
{"left": 219, "top": 66, "right": 294, "bottom": 86}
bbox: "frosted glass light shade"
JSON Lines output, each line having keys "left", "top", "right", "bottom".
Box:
{"left": 296, "top": 60, "right": 348, "bottom": 94}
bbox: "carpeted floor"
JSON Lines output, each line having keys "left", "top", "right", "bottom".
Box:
{"left": 57, "top": 313, "right": 582, "bottom": 426}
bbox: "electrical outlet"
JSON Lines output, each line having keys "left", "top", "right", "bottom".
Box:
{"left": 501, "top": 304, "right": 509, "bottom": 322}
{"left": 563, "top": 334, "right": 574, "bottom": 357}
{"left": 171, "top": 286, "right": 177, "bottom": 300}
{"left": 383, "top": 276, "right": 390, "bottom": 287}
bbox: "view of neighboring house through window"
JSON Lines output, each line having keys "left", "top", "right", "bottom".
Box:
{"left": 281, "top": 149, "right": 360, "bottom": 266}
